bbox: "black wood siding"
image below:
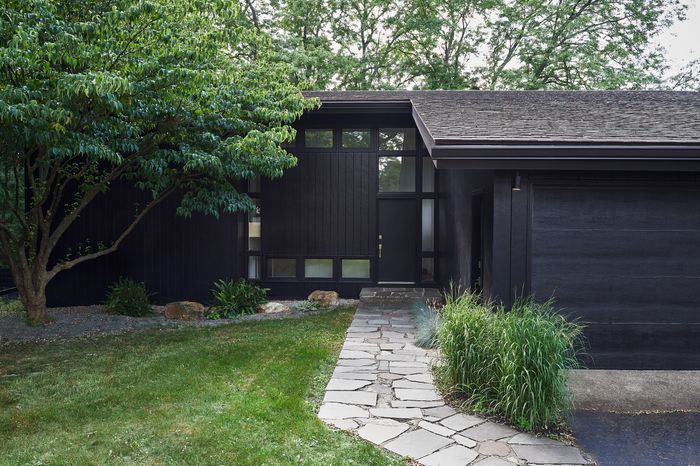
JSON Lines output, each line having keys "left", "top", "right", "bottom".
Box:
{"left": 528, "top": 174, "right": 700, "bottom": 369}
{"left": 263, "top": 151, "right": 376, "bottom": 257}
{"left": 47, "top": 184, "right": 243, "bottom": 306}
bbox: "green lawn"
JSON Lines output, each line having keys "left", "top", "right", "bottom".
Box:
{"left": 0, "top": 308, "right": 403, "bottom": 465}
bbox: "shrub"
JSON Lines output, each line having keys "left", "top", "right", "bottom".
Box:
{"left": 438, "top": 291, "right": 584, "bottom": 431}
{"left": 293, "top": 300, "right": 326, "bottom": 312}
{"left": 208, "top": 279, "right": 269, "bottom": 318}
{"left": 412, "top": 300, "right": 442, "bottom": 349}
{"left": 105, "top": 278, "right": 151, "bottom": 316}
{"left": 0, "top": 296, "right": 24, "bottom": 316}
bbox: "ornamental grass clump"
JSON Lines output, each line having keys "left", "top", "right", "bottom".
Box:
{"left": 438, "top": 291, "right": 584, "bottom": 431}
{"left": 412, "top": 300, "right": 443, "bottom": 349}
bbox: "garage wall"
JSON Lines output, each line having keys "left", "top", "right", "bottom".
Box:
{"left": 527, "top": 172, "right": 700, "bottom": 369}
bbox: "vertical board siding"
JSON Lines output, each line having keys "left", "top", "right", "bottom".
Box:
{"left": 47, "top": 184, "right": 241, "bottom": 306}
{"left": 263, "top": 152, "right": 376, "bottom": 257}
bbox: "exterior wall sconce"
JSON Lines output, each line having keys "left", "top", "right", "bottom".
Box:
{"left": 512, "top": 171, "right": 522, "bottom": 191}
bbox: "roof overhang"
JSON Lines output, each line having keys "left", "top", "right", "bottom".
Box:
{"left": 307, "top": 96, "right": 700, "bottom": 171}
{"left": 411, "top": 105, "right": 700, "bottom": 171}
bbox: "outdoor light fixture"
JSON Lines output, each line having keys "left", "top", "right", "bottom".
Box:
{"left": 512, "top": 171, "right": 522, "bottom": 191}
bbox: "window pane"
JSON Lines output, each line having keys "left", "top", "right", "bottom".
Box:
{"left": 305, "top": 259, "right": 333, "bottom": 278}
{"left": 422, "top": 199, "right": 434, "bottom": 252}
{"left": 422, "top": 257, "right": 434, "bottom": 281}
{"left": 248, "top": 199, "right": 261, "bottom": 251}
{"left": 268, "top": 258, "right": 296, "bottom": 278}
{"left": 305, "top": 129, "right": 333, "bottom": 148}
{"left": 378, "top": 156, "right": 416, "bottom": 192}
{"left": 342, "top": 129, "right": 371, "bottom": 149}
{"left": 379, "top": 128, "right": 416, "bottom": 151}
{"left": 422, "top": 157, "right": 435, "bottom": 192}
{"left": 248, "top": 256, "right": 260, "bottom": 279}
{"left": 342, "top": 259, "right": 370, "bottom": 279}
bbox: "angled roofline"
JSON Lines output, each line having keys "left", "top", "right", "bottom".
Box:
{"left": 308, "top": 92, "right": 700, "bottom": 171}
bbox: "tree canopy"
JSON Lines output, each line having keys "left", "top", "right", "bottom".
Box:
{"left": 243, "top": 0, "right": 696, "bottom": 90}
{"left": 0, "top": 0, "right": 314, "bottom": 323}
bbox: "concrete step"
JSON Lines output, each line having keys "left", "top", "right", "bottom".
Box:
{"left": 359, "top": 287, "right": 443, "bottom": 307}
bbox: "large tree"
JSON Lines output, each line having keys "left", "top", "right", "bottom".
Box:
{"left": 0, "top": 0, "right": 315, "bottom": 324}
{"left": 245, "top": 0, "right": 692, "bottom": 90}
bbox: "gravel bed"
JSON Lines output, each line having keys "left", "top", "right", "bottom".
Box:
{"left": 0, "top": 299, "right": 358, "bottom": 345}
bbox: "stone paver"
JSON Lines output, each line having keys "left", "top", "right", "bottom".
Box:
{"left": 384, "top": 428, "right": 454, "bottom": 458}
{"left": 358, "top": 420, "right": 410, "bottom": 444}
{"left": 419, "top": 444, "right": 479, "bottom": 466}
{"left": 323, "top": 390, "right": 377, "bottom": 406}
{"left": 318, "top": 293, "right": 593, "bottom": 465}
{"left": 510, "top": 444, "right": 589, "bottom": 464}
{"left": 440, "top": 413, "right": 485, "bottom": 431}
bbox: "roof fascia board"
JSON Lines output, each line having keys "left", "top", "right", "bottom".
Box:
{"left": 429, "top": 144, "right": 700, "bottom": 159}
{"left": 314, "top": 100, "right": 412, "bottom": 114}
{"left": 434, "top": 158, "right": 700, "bottom": 171}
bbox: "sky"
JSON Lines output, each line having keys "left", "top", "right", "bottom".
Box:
{"left": 657, "top": 0, "right": 700, "bottom": 74}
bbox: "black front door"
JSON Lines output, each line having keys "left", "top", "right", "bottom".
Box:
{"left": 378, "top": 199, "right": 417, "bottom": 283}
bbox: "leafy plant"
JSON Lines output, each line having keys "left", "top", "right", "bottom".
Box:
{"left": 0, "top": 0, "right": 313, "bottom": 325}
{"left": 208, "top": 279, "right": 269, "bottom": 318}
{"left": 105, "top": 278, "right": 151, "bottom": 317}
{"left": 438, "top": 290, "right": 585, "bottom": 431}
{"left": 293, "top": 300, "right": 328, "bottom": 312}
{"left": 0, "top": 296, "right": 23, "bottom": 317}
{"left": 412, "top": 300, "right": 442, "bottom": 349}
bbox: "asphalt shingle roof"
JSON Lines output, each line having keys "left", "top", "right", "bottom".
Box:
{"left": 304, "top": 90, "right": 700, "bottom": 145}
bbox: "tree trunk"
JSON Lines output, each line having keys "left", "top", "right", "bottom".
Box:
{"left": 25, "top": 292, "right": 50, "bottom": 325}
{"left": 13, "top": 269, "right": 51, "bottom": 326}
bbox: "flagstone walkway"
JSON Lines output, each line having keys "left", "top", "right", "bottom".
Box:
{"left": 318, "top": 299, "right": 593, "bottom": 466}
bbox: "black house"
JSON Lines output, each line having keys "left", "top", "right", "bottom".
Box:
{"left": 49, "top": 90, "right": 700, "bottom": 370}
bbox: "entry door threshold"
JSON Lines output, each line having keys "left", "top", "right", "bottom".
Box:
{"left": 377, "top": 281, "right": 416, "bottom": 285}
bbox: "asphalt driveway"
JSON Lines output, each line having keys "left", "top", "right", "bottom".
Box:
{"left": 569, "top": 411, "right": 700, "bottom": 466}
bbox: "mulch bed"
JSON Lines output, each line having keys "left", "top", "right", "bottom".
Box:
{"left": 0, "top": 300, "right": 358, "bottom": 345}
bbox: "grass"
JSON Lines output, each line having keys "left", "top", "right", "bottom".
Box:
{"left": 0, "top": 307, "right": 404, "bottom": 465}
{"left": 437, "top": 292, "right": 584, "bottom": 431}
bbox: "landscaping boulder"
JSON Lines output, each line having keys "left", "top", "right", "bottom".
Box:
{"left": 308, "top": 290, "right": 339, "bottom": 306}
{"left": 164, "top": 301, "right": 206, "bottom": 320}
{"left": 258, "top": 302, "right": 290, "bottom": 314}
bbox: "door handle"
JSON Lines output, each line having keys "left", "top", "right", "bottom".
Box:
{"left": 378, "top": 243, "right": 382, "bottom": 259}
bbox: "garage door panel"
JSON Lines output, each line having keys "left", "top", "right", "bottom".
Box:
{"left": 534, "top": 186, "right": 700, "bottom": 230}
{"left": 532, "top": 229, "right": 700, "bottom": 277}
{"left": 582, "top": 323, "right": 700, "bottom": 370}
{"left": 533, "top": 274, "right": 700, "bottom": 323}
{"left": 531, "top": 183, "right": 700, "bottom": 369}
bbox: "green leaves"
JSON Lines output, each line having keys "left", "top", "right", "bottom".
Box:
{"left": 243, "top": 0, "right": 691, "bottom": 90}
{"left": 0, "top": 0, "right": 312, "bottom": 307}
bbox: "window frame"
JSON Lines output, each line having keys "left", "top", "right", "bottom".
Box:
{"left": 302, "top": 128, "right": 335, "bottom": 150}
{"left": 340, "top": 128, "right": 374, "bottom": 151}
{"left": 303, "top": 257, "right": 335, "bottom": 280}
{"left": 378, "top": 128, "right": 417, "bottom": 154}
{"left": 265, "top": 257, "right": 298, "bottom": 280}
{"left": 340, "top": 257, "right": 373, "bottom": 281}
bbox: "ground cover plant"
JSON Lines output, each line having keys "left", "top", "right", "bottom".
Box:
{"left": 208, "top": 279, "right": 269, "bottom": 318}
{"left": 293, "top": 300, "right": 329, "bottom": 312}
{"left": 104, "top": 278, "right": 151, "bottom": 317}
{"left": 438, "top": 291, "right": 584, "bottom": 431}
{"left": 0, "top": 296, "right": 23, "bottom": 317}
{"left": 0, "top": 307, "right": 403, "bottom": 465}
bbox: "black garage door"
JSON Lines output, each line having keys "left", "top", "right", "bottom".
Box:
{"left": 531, "top": 184, "right": 700, "bottom": 369}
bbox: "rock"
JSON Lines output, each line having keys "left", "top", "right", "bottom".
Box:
{"left": 164, "top": 301, "right": 206, "bottom": 320}
{"left": 257, "top": 302, "right": 290, "bottom": 314}
{"left": 308, "top": 290, "right": 339, "bottom": 306}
